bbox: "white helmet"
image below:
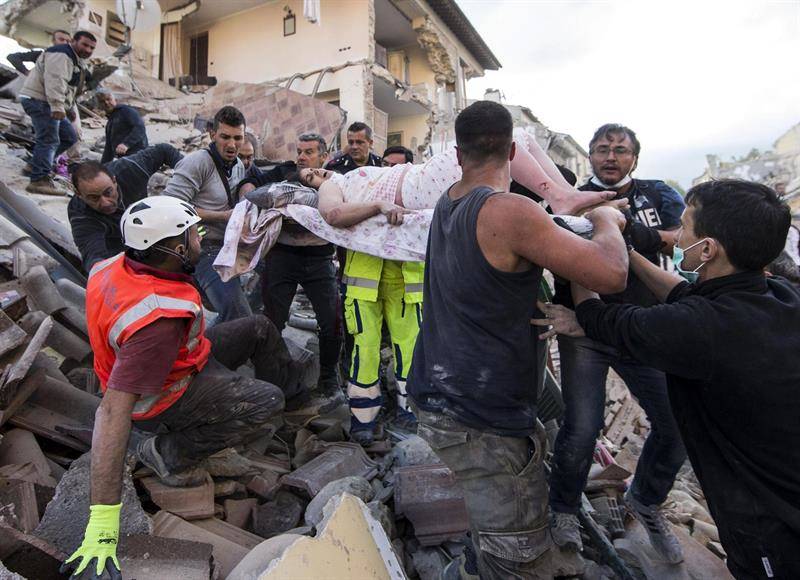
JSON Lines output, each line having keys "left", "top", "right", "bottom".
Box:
{"left": 120, "top": 196, "right": 201, "bottom": 251}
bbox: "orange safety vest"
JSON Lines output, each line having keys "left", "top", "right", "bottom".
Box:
{"left": 86, "top": 253, "right": 211, "bottom": 420}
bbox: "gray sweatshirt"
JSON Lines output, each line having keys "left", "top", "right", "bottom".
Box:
{"left": 162, "top": 149, "right": 245, "bottom": 242}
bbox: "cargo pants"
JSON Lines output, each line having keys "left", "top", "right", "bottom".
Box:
{"left": 415, "top": 406, "right": 553, "bottom": 579}
{"left": 345, "top": 261, "right": 421, "bottom": 433}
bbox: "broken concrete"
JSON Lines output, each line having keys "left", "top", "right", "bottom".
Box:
{"left": 118, "top": 534, "right": 214, "bottom": 580}
{"left": 304, "top": 476, "right": 374, "bottom": 528}
{"left": 226, "top": 533, "right": 304, "bottom": 580}
{"left": 252, "top": 491, "right": 305, "bottom": 539}
{"left": 151, "top": 511, "right": 251, "bottom": 579}
{"left": 394, "top": 464, "right": 469, "bottom": 547}
{"left": 141, "top": 474, "right": 215, "bottom": 521}
{"left": 33, "top": 453, "right": 151, "bottom": 555}
{"left": 281, "top": 442, "right": 378, "bottom": 497}
{"left": 231, "top": 494, "right": 405, "bottom": 579}
{"left": 223, "top": 498, "right": 258, "bottom": 530}
{"left": 390, "top": 435, "right": 438, "bottom": 468}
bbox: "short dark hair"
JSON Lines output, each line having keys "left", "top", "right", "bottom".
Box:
{"left": 52, "top": 29, "right": 69, "bottom": 39}
{"left": 767, "top": 251, "right": 800, "bottom": 285}
{"left": 589, "top": 123, "right": 641, "bottom": 156}
{"left": 347, "top": 122, "right": 372, "bottom": 140}
{"left": 382, "top": 146, "right": 414, "bottom": 164}
{"left": 213, "top": 106, "right": 246, "bottom": 131}
{"left": 455, "top": 101, "right": 514, "bottom": 163}
{"left": 298, "top": 132, "right": 328, "bottom": 154}
{"left": 71, "top": 160, "right": 112, "bottom": 192}
{"left": 243, "top": 133, "right": 259, "bottom": 152}
{"left": 73, "top": 30, "right": 97, "bottom": 43}
{"left": 685, "top": 179, "right": 790, "bottom": 271}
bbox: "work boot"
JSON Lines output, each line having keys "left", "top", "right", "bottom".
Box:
{"left": 624, "top": 489, "right": 684, "bottom": 564}
{"left": 550, "top": 511, "right": 583, "bottom": 552}
{"left": 350, "top": 428, "right": 375, "bottom": 447}
{"left": 393, "top": 408, "right": 418, "bottom": 432}
{"left": 26, "top": 176, "right": 67, "bottom": 196}
{"left": 137, "top": 437, "right": 209, "bottom": 487}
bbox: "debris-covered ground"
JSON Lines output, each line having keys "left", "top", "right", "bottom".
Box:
{"left": 0, "top": 65, "right": 733, "bottom": 579}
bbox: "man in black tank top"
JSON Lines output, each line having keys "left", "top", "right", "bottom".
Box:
{"left": 407, "top": 101, "right": 630, "bottom": 579}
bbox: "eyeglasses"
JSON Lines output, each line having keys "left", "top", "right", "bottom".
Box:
{"left": 591, "top": 146, "right": 634, "bottom": 158}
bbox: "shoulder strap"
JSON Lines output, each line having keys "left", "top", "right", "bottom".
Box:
{"left": 205, "top": 149, "right": 237, "bottom": 209}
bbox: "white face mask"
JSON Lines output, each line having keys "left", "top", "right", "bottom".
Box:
{"left": 590, "top": 174, "right": 633, "bottom": 190}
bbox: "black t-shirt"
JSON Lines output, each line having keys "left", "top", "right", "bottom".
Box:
{"left": 554, "top": 178, "right": 685, "bottom": 307}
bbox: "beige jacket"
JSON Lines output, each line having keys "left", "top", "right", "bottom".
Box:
{"left": 19, "top": 46, "right": 88, "bottom": 114}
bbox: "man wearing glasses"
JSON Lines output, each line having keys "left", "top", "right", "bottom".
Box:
{"left": 548, "top": 124, "right": 689, "bottom": 563}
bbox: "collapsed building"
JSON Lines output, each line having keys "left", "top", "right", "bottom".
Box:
{"left": 0, "top": 0, "right": 741, "bottom": 578}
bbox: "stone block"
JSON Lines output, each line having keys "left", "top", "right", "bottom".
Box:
{"left": 141, "top": 474, "right": 214, "bottom": 520}
{"left": 118, "top": 534, "right": 213, "bottom": 580}
{"left": 304, "top": 476, "right": 374, "bottom": 528}
{"left": 252, "top": 491, "right": 305, "bottom": 539}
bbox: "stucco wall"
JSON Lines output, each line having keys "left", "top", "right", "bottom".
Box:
{"left": 188, "top": 0, "right": 371, "bottom": 84}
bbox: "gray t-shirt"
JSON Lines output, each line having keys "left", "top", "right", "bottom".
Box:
{"left": 162, "top": 149, "right": 245, "bottom": 242}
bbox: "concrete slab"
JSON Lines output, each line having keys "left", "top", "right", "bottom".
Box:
{"left": 33, "top": 453, "right": 151, "bottom": 555}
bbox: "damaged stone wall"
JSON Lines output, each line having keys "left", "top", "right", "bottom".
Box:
{"left": 0, "top": 0, "right": 83, "bottom": 42}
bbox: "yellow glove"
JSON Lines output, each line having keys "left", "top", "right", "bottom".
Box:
{"left": 61, "top": 503, "right": 122, "bottom": 579}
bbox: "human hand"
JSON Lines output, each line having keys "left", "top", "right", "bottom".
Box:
{"left": 115, "top": 143, "right": 128, "bottom": 156}
{"left": 584, "top": 205, "right": 627, "bottom": 232}
{"left": 67, "top": 108, "right": 77, "bottom": 122}
{"left": 578, "top": 197, "right": 630, "bottom": 216}
{"left": 61, "top": 504, "right": 122, "bottom": 580}
{"left": 531, "top": 300, "right": 585, "bottom": 340}
{"left": 377, "top": 201, "right": 414, "bottom": 225}
{"left": 51, "top": 110, "right": 67, "bottom": 120}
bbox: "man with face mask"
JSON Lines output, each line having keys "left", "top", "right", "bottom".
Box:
{"left": 547, "top": 123, "right": 688, "bottom": 562}
{"left": 64, "top": 195, "right": 311, "bottom": 580}
{"left": 537, "top": 179, "right": 800, "bottom": 579}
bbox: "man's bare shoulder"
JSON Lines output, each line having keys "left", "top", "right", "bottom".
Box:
{"left": 479, "top": 191, "right": 547, "bottom": 230}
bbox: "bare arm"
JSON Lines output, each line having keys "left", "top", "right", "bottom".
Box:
{"left": 629, "top": 250, "right": 684, "bottom": 303}
{"left": 90, "top": 389, "right": 136, "bottom": 504}
{"left": 195, "top": 207, "right": 233, "bottom": 224}
{"left": 499, "top": 196, "right": 629, "bottom": 294}
{"left": 317, "top": 180, "right": 410, "bottom": 227}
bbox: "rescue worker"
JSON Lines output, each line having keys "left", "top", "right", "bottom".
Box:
{"left": 63, "top": 196, "right": 309, "bottom": 579}
{"left": 312, "top": 168, "right": 424, "bottom": 446}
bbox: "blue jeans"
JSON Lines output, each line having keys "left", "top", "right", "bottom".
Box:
{"left": 194, "top": 243, "right": 252, "bottom": 324}
{"left": 549, "top": 335, "right": 686, "bottom": 513}
{"left": 21, "top": 98, "right": 77, "bottom": 181}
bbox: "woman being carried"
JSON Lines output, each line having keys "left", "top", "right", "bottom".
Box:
{"left": 281, "top": 129, "right": 611, "bottom": 261}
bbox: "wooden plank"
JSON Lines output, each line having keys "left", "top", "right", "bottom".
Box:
{"left": 0, "top": 479, "right": 39, "bottom": 532}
